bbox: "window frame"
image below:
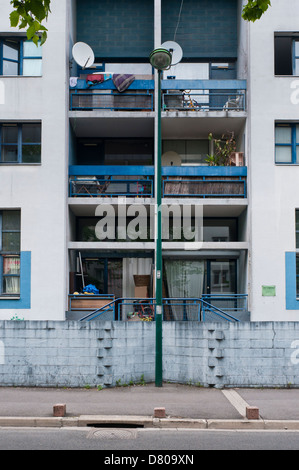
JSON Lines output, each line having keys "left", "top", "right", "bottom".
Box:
{"left": 0, "top": 37, "right": 42, "bottom": 77}
{"left": 0, "top": 210, "right": 21, "bottom": 297}
{"left": 0, "top": 122, "right": 41, "bottom": 164}
{"left": 293, "top": 39, "right": 299, "bottom": 76}
{"left": 275, "top": 123, "right": 299, "bottom": 165}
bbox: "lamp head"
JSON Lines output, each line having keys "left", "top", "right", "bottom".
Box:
{"left": 149, "top": 48, "right": 172, "bottom": 70}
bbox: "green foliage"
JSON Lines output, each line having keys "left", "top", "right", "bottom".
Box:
{"left": 8, "top": 0, "right": 270, "bottom": 48}
{"left": 9, "top": 0, "right": 51, "bottom": 45}
{"left": 242, "top": 0, "right": 271, "bottom": 22}
{"left": 205, "top": 132, "right": 236, "bottom": 167}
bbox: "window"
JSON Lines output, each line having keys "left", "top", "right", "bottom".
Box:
{"left": 275, "top": 123, "right": 299, "bottom": 164}
{"left": 275, "top": 34, "right": 299, "bottom": 76}
{"left": 0, "top": 123, "right": 41, "bottom": 164}
{"left": 0, "top": 210, "right": 20, "bottom": 296}
{"left": 162, "top": 140, "right": 210, "bottom": 165}
{"left": 0, "top": 38, "right": 42, "bottom": 76}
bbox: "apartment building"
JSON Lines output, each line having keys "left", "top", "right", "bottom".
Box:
{"left": 0, "top": 0, "right": 297, "bottom": 323}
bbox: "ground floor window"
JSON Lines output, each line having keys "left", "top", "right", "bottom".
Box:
{"left": 0, "top": 210, "right": 21, "bottom": 296}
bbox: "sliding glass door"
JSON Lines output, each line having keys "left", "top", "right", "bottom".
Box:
{"left": 208, "top": 260, "right": 236, "bottom": 295}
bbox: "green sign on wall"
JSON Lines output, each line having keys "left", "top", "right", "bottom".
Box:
{"left": 262, "top": 285, "right": 276, "bottom": 297}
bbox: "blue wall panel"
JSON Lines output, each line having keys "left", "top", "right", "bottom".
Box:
{"left": 162, "top": 0, "right": 238, "bottom": 59}
{"left": 76, "top": 0, "right": 154, "bottom": 59}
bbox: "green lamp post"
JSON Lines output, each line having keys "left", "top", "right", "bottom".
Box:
{"left": 149, "top": 47, "right": 172, "bottom": 387}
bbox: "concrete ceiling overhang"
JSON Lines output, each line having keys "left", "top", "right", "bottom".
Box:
{"left": 69, "top": 112, "right": 246, "bottom": 139}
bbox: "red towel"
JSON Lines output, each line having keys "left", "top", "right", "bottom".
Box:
{"left": 86, "top": 74, "right": 104, "bottom": 83}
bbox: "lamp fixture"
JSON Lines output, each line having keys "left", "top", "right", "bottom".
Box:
{"left": 149, "top": 48, "right": 172, "bottom": 71}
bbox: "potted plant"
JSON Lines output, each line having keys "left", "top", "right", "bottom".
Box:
{"left": 205, "top": 132, "right": 237, "bottom": 166}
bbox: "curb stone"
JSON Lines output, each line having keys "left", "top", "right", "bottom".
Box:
{"left": 1, "top": 416, "right": 299, "bottom": 430}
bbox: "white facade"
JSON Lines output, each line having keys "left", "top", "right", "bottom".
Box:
{"left": 248, "top": 0, "right": 299, "bottom": 320}
{"left": 0, "top": 0, "right": 297, "bottom": 321}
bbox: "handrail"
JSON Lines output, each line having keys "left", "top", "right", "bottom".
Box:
{"left": 78, "top": 296, "right": 245, "bottom": 322}
{"left": 79, "top": 298, "right": 117, "bottom": 321}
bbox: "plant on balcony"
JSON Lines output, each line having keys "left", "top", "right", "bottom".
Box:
{"left": 205, "top": 132, "right": 236, "bottom": 166}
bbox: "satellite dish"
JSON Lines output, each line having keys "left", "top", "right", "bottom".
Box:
{"left": 72, "top": 42, "right": 95, "bottom": 69}
{"left": 161, "top": 41, "right": 183, "bottom": 66}
{"left": 162, "top": 151, "right": 181, "bottom": 166}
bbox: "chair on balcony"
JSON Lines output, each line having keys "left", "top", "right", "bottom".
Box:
{"left": 223, "top": 94, "right": 242, "bottom": 111}
{"left": 71, "top": 176, "right": 111, "bottom": 197}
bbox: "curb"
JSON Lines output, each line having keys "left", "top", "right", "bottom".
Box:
{"left": 1, "top": 415, "right": 299, "bottom": 430}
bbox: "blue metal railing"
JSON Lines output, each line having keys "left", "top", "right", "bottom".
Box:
{"left": 69, "top": 176, "right": 154, "bottom": 198}
{"left": 69, "top": 78, "right": 246, "bottom": 112}
{"left": 68, "top": 165, "right": 247, "bottom": 199}
{"left": 78, "top": 296, "right": 247, "bottom": 322}
{"left": 162, "top": 177, "right": 246, "bottom": 198}
{"left": 70, "top": 90, "right": 154, "bottom": 111}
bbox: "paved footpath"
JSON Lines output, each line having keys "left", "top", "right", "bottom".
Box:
{"left": 1, "top": 384, "right": 299, "bottom": 430}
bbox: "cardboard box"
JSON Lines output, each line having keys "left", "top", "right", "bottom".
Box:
{"left": 134, "top": 286, "right": 148, "bottom": 298}
{"left": 133, "top": 275, "right": 151, "bottom": 287}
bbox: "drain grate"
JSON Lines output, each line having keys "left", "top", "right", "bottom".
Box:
{"left": 88, "top": 428, "right": 137, "bottom": 440}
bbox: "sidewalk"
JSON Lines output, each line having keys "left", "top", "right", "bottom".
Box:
{"left": 1, "top": 383, "right": 299, "bottom": 430}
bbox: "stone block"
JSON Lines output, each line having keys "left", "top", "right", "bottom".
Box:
{"left": 154, "top": 407, "right": 166, "bottom": 418}
{"left": 53, "top": 404, "right": 66, "bottom": 417}
{"left": 246, "top": 406, "right": 259, "bottom": 420}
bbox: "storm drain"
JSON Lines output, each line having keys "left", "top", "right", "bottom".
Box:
{"left": 87, "top": 428, "right": 137, "bottom": 440}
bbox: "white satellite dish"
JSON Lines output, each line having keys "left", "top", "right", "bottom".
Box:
{"left": 72, "top": 42, "right": 95, "bottom": 69}
{"left": 161, "top": 41, "right": 183, "bottom": 66}
{"left": 162, "top": 151, "right": 181, "bottom": 166}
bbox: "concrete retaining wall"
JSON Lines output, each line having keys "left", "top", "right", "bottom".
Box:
{"left": 1, "top": 321, "right": 299, "bottom": 388}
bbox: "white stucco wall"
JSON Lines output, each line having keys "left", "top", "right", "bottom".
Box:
{"left": 248, "top": 0, "right": 299, "bottom": 320}
{"left": 0, "top": 0, "right": 69, "bottom": 320}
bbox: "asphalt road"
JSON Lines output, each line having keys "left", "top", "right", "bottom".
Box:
{"left": 1, "top": 427, "right": 299, "bottom": 451}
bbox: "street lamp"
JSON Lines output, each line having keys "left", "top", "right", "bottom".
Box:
{"left": 149, "top": 47, "right": 172, "bottom": 387}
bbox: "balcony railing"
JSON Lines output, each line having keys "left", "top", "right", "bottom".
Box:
{"left": 162, "top": 79, "right": 246, "bottom": 112}
{"left": 70, "top": 78, "right": 154, "bottom": 111}
{"left": 69, "top": 166, "right": 247, "bottom": 198}
{"left": 69, "top": 78, "right": 246, "bottom": 112}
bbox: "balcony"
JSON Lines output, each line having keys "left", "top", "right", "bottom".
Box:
{"left": 69, "top": 165, "right": 247, "bottom": 199}
{"left": 69, "top": 78, "right": 246, "bottom": 113}
{"left": 162, "top": 79, "right": 246, "bottom": 112}
{"left": 70, "top": 78, "right": 154, "bottom": 111}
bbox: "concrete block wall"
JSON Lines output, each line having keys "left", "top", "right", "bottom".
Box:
{"left": 1, "top": 321, "right": 299, "bottom": 388}
{"left": 76, "top": 0, "right": 154, "bottom": 58}
{"left": 161, "top": 0, "right": 238, "bottom": 58}
{"left": 163, "top": 322, "right": 299, "bottom": 388}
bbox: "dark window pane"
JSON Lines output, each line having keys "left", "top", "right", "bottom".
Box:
{"left": 275, "top": 36, "right": 293, "bottom": 75}
{"left": 1, "top": 145, "right": 18, "bottom": 162}
{"left": 2, "top": 125, "right": 18, "bottom": 143}
{"left": 2, "top": 232, "right": 20, "bottom": 252}
{"left": 2, "top": 211, "right": 20, "bottom": 231}
{"left": 22, "top": 124, "right": 41, "bottom": 143}
{"left": 22, "top": 144, "right": 41, "bottom": 163}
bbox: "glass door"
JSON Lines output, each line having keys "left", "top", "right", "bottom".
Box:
{"left": 206, "top": 260, "right": 236, "bottom": 294}
{"left": 82, "top": 258, "right": 123, "bottom": 297}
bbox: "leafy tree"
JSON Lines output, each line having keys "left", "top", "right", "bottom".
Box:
{"left": 9, "top": 0, "right": 271, "bottom": 46}
{"left": 242, "top": 0, "right": 271, "bottom": 22}
{"left": 9, "top": 0, "right": 51, "bottom": 45}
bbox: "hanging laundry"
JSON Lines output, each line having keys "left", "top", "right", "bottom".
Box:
{"left": 113, "top": 74, "right": 135, "bottom": 92}
{"left": 69, "top": 77, "right": 78, "bottom": 87}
